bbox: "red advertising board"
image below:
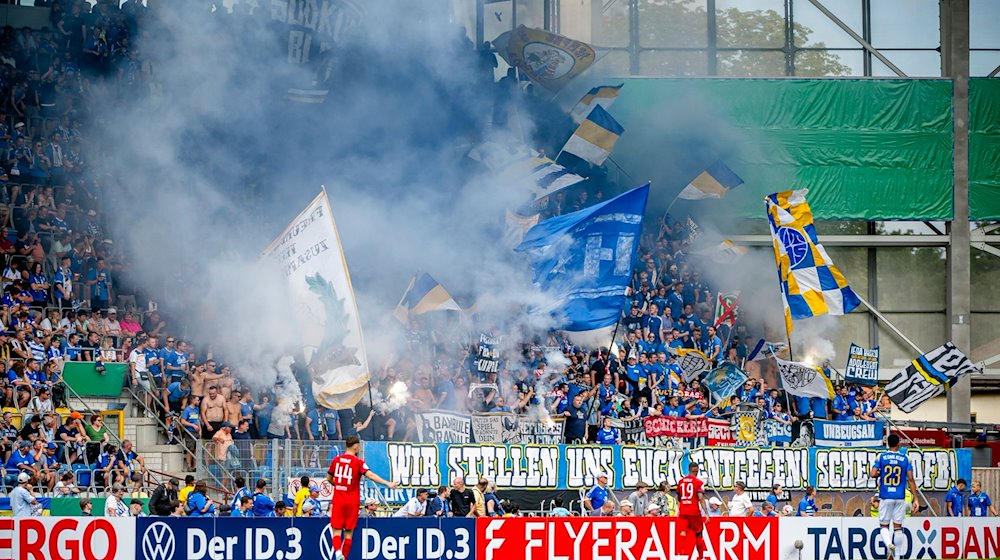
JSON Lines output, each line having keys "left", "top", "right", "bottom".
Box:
{"left": 476, "top": 516, "right": 777, "bottom": 560}
{"left": 891, "top": 429, "right": 951, "bottom": 448}
{"left": 644, "top": 416, "right": 709, "bottom": 438}
{"left": 707, "top": 418, "right": 735, "bottom": 446}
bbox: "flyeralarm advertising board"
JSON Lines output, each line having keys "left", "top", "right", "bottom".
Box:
{"left": 476, "top": 517, "right": 778, "bottom": 560}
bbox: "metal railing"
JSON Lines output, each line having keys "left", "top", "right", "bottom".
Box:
{"left": 122, "top": 378, "right": 236, "bottom": 495}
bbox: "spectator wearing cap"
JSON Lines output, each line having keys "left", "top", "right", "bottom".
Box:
{"left": 38, "top": 441, "right": 62, "bottom": 491}
{"left": 618, "top": 500, "right": 634, "bottom": 516}
{"left": 130, "top": 499, "right": 147, "bottom": 517}
{"left": 211, "top": 420, "right": 234, "bottom": 464}
{"left": 707, "top": 497, "right": 724, "bottom": 516}
{"left": 584, "top": 472, "right": 610, "bottom": 512}
{"left": 10, "top": 472, "right": 38, "bottom": 517}
{"left": 645, "top": 502, "right": 662, "bottom": 516}
{"left": 6, "top": 440, "right": 38, "bottom": 487}
{"left": 627, "top": 481, "right": 650, "bottom": 515}
{"left": 360, "top": 497, "right": 379, "bottom": 518}
{"left": 106, "top": 483, "right": 129, "bottom": 517}
{"left": 395, "top": 488, "right": 430, "bottom": 517}
{"left": 729, "top": 481, "right": 754, "bottom": 516}
{"left": 301, "top": 485, "right": 324, "bottom": 517}
{"left": 149, "top": 477, "right": 179, "bottom": 516}
{"left": 272, "top": 500, "right": 289, "bottom": 518}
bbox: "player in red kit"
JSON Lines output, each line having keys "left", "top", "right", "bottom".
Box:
{"left": 676, "top": 462, "right": 710, "bottom": 560}
{"left": 326, "top": 436, "right": 398, "bottom": 560}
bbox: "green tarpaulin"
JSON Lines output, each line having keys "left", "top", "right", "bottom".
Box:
{"left": 609, "top": 78, "right": 954, "bottom": 220}
{"left": 970, "top": 78, "right": 1000, "bottom": 220}
{"left": 63, "top": 361, "right": 127, "bottom": 397}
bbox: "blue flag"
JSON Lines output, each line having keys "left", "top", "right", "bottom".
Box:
{"left": 516, "top": 184, "right": 650, "bottom": 331}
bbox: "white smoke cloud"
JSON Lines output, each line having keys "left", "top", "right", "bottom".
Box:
{"left": 83, "top": 2, "right": 568, "bottom": 405}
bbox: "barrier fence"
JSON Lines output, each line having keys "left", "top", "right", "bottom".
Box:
{"left": 2, "top": 515, "right": 998, "bottom": 560}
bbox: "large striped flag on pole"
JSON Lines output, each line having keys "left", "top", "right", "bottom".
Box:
{"left": 765, "top": 189, "right": 861, "bottom": 336}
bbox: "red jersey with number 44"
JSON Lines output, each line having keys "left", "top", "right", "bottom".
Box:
{"left": 676, "top": 475, "right": 705, "bottom": 516}
{"left": 328, "top": 453, "right": 369, "bottom": 504}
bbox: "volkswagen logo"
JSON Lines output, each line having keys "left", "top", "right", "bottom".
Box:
{"left": 319, "top": 524, "right": 336, "bottom": 560}
{"left": 141, "top": 522, "right": 176, "bottom": 560}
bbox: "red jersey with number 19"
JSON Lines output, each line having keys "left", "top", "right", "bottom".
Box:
{"left": 676, "top": 475, "right": 705, "bottom": 516}
{"left": 328, "top": 453, "right": 369, "bottom": 504}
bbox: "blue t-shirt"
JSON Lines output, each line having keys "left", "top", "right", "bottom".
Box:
{"left": 165, "top": 350, "right": 188, "bottom": 377}
{"left": 667, "top": 405, "right": 687, "bottom": 418}
{"left": 564, "top": 404, "right": 587, "bottom": 440}
{"left": 181, "top": 405, "right": 201, "bottom": 432}
{"left": 832, "top": 395, "right": 855, "bottom": 421}
{"left": 874, "top": 450, "right": 912, "bottom": 500}
{"left": 187, "top": 491, "right": 215, "bottom": 517}
{"left": 968, "top": 492, "right": 992, "bottom": 517}
{"left": 144, "top": 348, "right": 162, "bottom": 376}
{"left": 586, "top": 484, "right": 609, "bottom": 509}
{"left": 167, "top": 382, "right": 190, "bottom": 403}
{"left": 95, "top": 452, "right": 113, "bottom": 470}
{"left": 945, "top": 486, "right": 965, "bottom": 516}
{"left": 231, "top": 487, "right": 252, "bottom": 511}
{"left": 252, "top": 492, "right": 275, "bottom": 517}
{"left": 6, "top": 450, "right": 35, "bottom": 472}
{"left": 797, "top": 497, "right": 816, "bottom": 516}
{"left": 595, "top": 428, "right": 618, "bottom": 445}
{"left": 231, "top": 508, "right": 252, "bottom": 517}
{"left": 303, "top": 497, "right": 323, "bottom": 517}
{"left": 766, "top": 494, "right": 779, "bottom": 508}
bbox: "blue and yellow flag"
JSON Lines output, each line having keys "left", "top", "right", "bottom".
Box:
{"left": 560, "top": 105, "right": 624, "bottom": 166}
{"left": 570, "top": 84, "right": 624, "bottom": 123}
{"left": 765, "top": 189, "right": 861, "bottom": 335}
{"left": 678, "top": 161, "right": 744, "bottom": 200}
{"left": 393, "top": 273, "right": 463, "bottom": 324}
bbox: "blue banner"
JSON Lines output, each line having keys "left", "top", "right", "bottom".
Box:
{"left": 134, "top": 517, "right": 475, "bottom": 560}
{"left": 812, "top": 419, "right": 885, "bottom": 447}
{"left": 364, "top": 441, "right": 970, "bottom": 494}
{"left": 845, "top": 342, "right": 880, "bottom": 386}
{"left": 702, "top": 363, "right": 747, "bottom": 401}
{"left": 516, "top": 184, "right": 649, "bottom": 331}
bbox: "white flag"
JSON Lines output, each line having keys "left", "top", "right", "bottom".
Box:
{"left": 261, "top": 190, "right": 370, "bottom": 409}
{"left": 773, "top": 357, "right": 835, "bottom": 400}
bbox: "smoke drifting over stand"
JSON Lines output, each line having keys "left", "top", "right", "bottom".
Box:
{"left": 87, "top": 1, "right": 566, "bottom": 397}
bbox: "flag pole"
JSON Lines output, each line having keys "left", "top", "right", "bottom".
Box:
{"left": 856, "top": 295, "right": 924, "bottom": 356}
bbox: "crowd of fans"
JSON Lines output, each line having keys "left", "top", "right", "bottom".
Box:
{"left": 0, "top": 0, "right": 912, "bottom": 525}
